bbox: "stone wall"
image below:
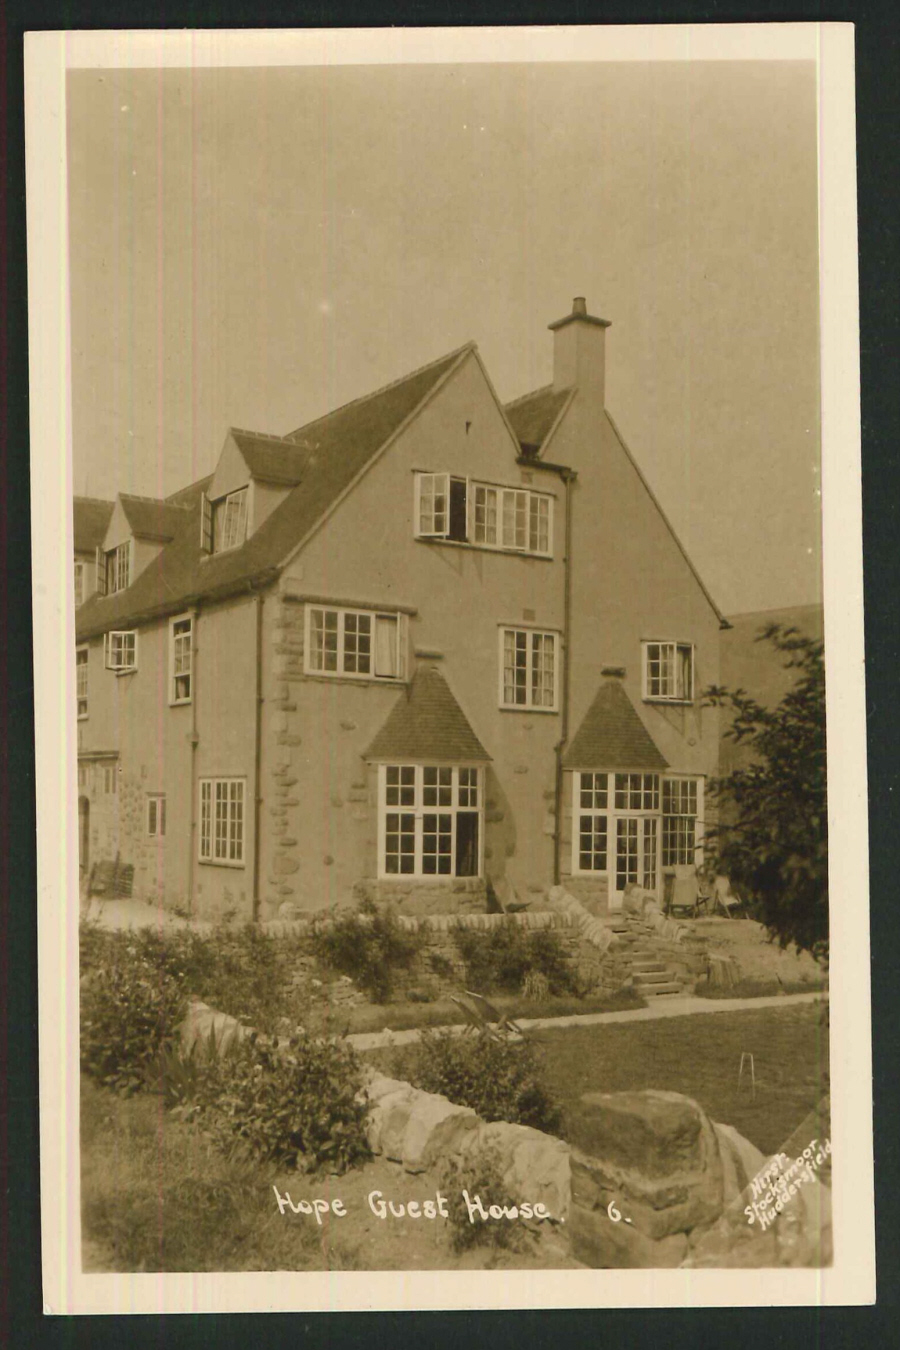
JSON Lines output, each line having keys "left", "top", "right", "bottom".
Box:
{"left": 353, "top": 877, "right": 487, "bottom": 917}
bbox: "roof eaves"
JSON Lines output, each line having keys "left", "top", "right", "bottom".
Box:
{"left": 604, "top": 409, "right": 726, "bottom": 627}
{"left": 75, "top": 566, "right": 281, "bottom": 641}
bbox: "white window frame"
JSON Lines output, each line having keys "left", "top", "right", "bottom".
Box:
{"left": 74, "top": 560, "right": 85, "bottom": 608}
{"left": 304, "top": 605, "right": 406, "bottom": 682}
{"left": 103, "top": 764, "right": 118, "bottom": 796}
{"left": 571, "top": 771, "right": 665, "bottom": 891}
{"left": 661, "top": 776, "right": 705, "bottom": 868}
{"left": 198, "top": 777, "right": 246, "bottom": 866}
{"left": 213, "top": 486, "right": 249, "bottom": 553}
{"left": 169, "top": 614, "right": 193, "bottom": 704}
{"left": 76, "top": 646, "right": 89, "bottom": 719}
{"left": 104, "top": 629, "right": 138, "bottom": 672}
{"left": 105, "top": 540, "right": 133, "bottom": 595}
{"left": 498, "top": 627, "right": 560, "bottom": 712}
{"left": 415, "top": 472, "right": 553, "bottom": 557}
{"left": 642, "top": 640, "right": 695, "bottom": 703}
{"left": 376, "top": 764, "right": 483, "bottom": 879}
{"left": 146, "top": 794, "right": 166, "bottom": 838}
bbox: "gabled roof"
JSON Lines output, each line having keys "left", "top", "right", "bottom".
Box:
{"left": 120, "top": 495, "right": 190, "bottom": 543}
{"left": 504, "top": 385, "right": 573, "bottom": 453}
{"left": 563, "top": 677, "right": 668, "bottom": 771}
{"left": 73, "top": 497, "right": 114, "bottom": 553}
{"left": 76, "top": 345, "right": 469, "bottom": 640}
{"left": 230, "top": 430, "right": 312, "bottom": 487}
{"left": 363, "top": 665, "right": 491, "bottom": 764}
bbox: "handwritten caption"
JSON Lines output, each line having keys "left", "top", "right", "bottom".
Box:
{"left": 744, "top": 1137, "right": 831, "bottom": 1230}
{"left": 273, "top": 1186, "right": 555, "bottom": 1226}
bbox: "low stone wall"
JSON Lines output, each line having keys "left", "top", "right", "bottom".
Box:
{"left": 354, "top": 877, "right": 487, "bottom": 916}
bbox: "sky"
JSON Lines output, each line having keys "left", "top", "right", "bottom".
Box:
{"left": 66, "top": 59, "right": 822, "bottom": 615}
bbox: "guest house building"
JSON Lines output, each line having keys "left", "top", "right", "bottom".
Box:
{"left": 74, "top": 299, "right": 725, "bottom": 920}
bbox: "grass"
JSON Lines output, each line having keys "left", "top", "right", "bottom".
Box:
{"left": 343, "top": 988, "right": 645, "bottom": 1035}
{"left": 695, "top": 977, "right": 824, "bottom": 1000}
{"left": 530, "top": 1002, "right": 829, "bottom": 1157}
{"left": 80, "top": 1075, "right": 360, "bottom": 1272}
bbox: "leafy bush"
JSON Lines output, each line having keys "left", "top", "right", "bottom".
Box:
{"left": 439, "top": 1143, "right": 536, "bottom": 1254}
{"left": 407, "top": 1027, "right": 561, "bottom": 1133}
{"left": 80, "top": 938, "right": 188, "bottom": 1094}
{"left": 200, "top": 1030, "right": 370, "bottom": 1174}
{"left": 452, "top": 919, "right": 577, "bottom": 996}
{"left": 310, "top": 900, "right": 422, "bottom": 1002}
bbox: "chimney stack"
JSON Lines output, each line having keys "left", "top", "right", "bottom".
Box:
{"left": 548, "top": 296, "right": 611, "bottom": 404}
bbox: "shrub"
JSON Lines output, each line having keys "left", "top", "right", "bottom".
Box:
{"left": 310, "top": 900, "right": 422, "bottom": 1002}
{"left": 452, "top": 919, "right": 577, "bottom": 996}
{"left": 439, "top": 1143, "right": 536, "bottom": 1254}
{"left": 200, "top": 1030, "right": 370, "bottom": 1174}
{"left": 408, "top": 1027, "right": 561, "bottom": 1133}
{"left": 80, "top": 938, "right": 187, "bottom": 1094}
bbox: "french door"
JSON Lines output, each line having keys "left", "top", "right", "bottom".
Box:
{"left": 613, "top": 815, "right": 659, "bottom": 907}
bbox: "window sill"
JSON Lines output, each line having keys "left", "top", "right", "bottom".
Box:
{"left": 198, "top": 858, "right": 246, "bottom": 869}
{"left": 643, "top": 697, "right": 695, "bottom": 707}
{"left": 113, "top": 668, "right": 137, "bottom": 678}
{"left": 77, "top": 713, "right": 88, "bottom": 721}
{"left": 303, "top": 671, "right": 407, "bottom": 687}
{"left": 415, "top": 536, "right": 553, "bottom": 561}
{"left": 377, "top": 874, "right": 482, "bottom": 884}
{"left": 169, "top": 697, "right": 192, "bottom": 707}
{"left": 498, "top": 704, "right": 559, "bottom": 715}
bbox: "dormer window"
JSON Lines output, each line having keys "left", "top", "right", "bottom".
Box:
{"left": 96, "top": 540, "right": 132, "bottom": 596}
{"left": 200, "top": 487, "right": 249, "bottom": 555}
{"left": 104, "top": 630, "right": 138, "bottom": 672}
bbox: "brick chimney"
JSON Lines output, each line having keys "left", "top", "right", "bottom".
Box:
{"left": 548, "top": 296, "right": 611, "bottom": 404}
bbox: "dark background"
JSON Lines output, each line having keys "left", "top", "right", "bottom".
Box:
{"left": 2, "top": 2, "right": 897, "bottom": 1347}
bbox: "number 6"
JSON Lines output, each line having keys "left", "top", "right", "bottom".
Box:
{"left": 607, "top": 1199, "right": 621, "bottom": 1223}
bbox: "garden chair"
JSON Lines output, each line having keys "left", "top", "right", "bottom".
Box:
{"left": 711, "top": 875, "right": 741, "bottom": 918}
{"left": 463, "top": 990, "right": 525, "bottom": 1041}
{"left": 449, "top": 994, "right": 502, "bottom": 1041}
{"left": 666, "top": 865, "right": 701, "bottom": 918}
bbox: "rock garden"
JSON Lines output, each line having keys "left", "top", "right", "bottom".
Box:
{"left": 79, "top": 892, "right": 831, "bottom": 1273}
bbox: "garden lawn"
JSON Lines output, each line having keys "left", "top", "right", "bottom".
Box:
{"left": 529, "top": 1002, "right": 829, "bottom": 1157}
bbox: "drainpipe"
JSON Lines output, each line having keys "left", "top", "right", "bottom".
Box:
{"left": 251, "top": 587, "right": 265, "bottom": 922}
{"left": 553, "top": 468, "right": 577, "bottom": 885}
{"left": 185, "top": 605, "right": 200, "bottom": 915}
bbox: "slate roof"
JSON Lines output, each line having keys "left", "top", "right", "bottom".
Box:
{"left": 563, "top": 677, "right": 668, "bottom": 771}
{"left": 230, "top": 430, "right": 313, "bottom": 486}
{"left": 120, "top": 495, "right": 191, "bottom": 542}
{"left": 363, "top": 665, "right": 491, "bottom": 763}
{"left": 76, "top": 345, "right": 469, "bottom": 640}
{"left": 504, "top": 385, "right": 572, "bottom": 453}
{"left": 73, "top": 497, "right": 114, "bottom": 553}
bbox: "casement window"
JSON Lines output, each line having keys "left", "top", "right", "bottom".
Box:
{"left": 170, "top": 616, "right": 193, "bottom": 703}
{"left": 499, "top": 628, "right": 559, "bottom": 710}
{"left": 572, "top": 771, "right": 661, "bottom": 892}
{"left": 208, "top": 487, "right": 249, "bottom": 554}
{"left": 74, "top": 561, "right": 85, "bottom": 609}
{"left": 415, "top": 473, "right": 553, "bottom": 557}
{"left": 103, "top": 765, "right": 117, "bottom": 795}
{"left": 662, "top": 777, "right": 702, "bottom": 867}
{"left": 199, "top": 777, "right": 245, "bottom": 865}
{"left": 305, "top": 606, "right": 405, "bottom": 681}
{"left": 642, "top": 641, "right": 695, "bottom": 702}
{"left": 378, "top": 764, "right": 482, "bottom": 878}
{"left": 104, "top": 630, "right": 138, "bottom": 672}
{"left": 76, "top": 647, "right": 89, "bottom": 719}
{"left": 98, "top": 541, "right": 132, "bottom": 595}
{"left": 147, "top": 794, "right": 166, "bottom": 838}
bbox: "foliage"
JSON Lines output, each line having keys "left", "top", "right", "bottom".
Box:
{"left": 199, "top": 1029, "right": 371, "bottom": 1174}
{"left": 80, "top": 937, "right": 188, "bottom": 1094}
{"left": 438, "top": 1144, "right": 535, "bottom": 1254}
{"left": 704, "top": 625, "right": 828, "bottom": 960}
{"left": 145, "top": 1025, "right": 226, "bottom": 1114}
{"left": 310, "top": 899, "right": 422, "bottom": 1002}
{"left": 79, "top": 919, "right": 313, "bottom": 1033}
{"left": 452, "top": 918, "right": 578, "bottom": 996}
{"left": 407, "top": 1027, "right": 561, "bottom": 1133}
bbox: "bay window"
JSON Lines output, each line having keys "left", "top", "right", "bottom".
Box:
{"left": 378, "top": 765, "right": 482, "bottom": 878}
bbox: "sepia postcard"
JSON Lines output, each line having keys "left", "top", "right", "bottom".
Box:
{"left": 27, "top": 24, "right": 873, "bottom": 1312}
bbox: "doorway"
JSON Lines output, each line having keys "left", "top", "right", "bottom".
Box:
{"left": 613, "top": 815, "right": 658, "bottom": 907}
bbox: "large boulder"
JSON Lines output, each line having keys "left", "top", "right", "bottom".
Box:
{"left": 464, "top": 1120, "right": 571, "bottom": 1220}
{"left": 567, "top": 1089, "right": 725, "bottom": 1244}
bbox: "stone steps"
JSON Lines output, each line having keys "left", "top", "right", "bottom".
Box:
{"left": 636, "top": 981, "right": 684, "bottom": 998}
